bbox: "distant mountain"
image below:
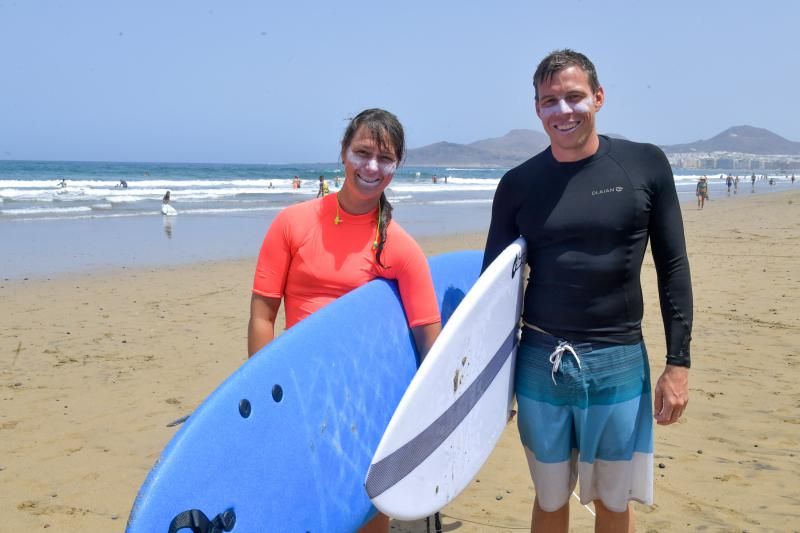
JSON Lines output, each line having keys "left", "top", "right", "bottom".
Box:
{"left": 467, "top": 129, "right": 549, "bottom": 161}
{"left": 406, "top": 129, "right": 628, "bottom": 167}
{"left": 405, "top": 125, "right": 799, "bottom": 167}
{"left": 660, "top": 125, "right": 800, "bottom": 155}
{"left": 405, "top": 129, "right": 549, "bottom": 167}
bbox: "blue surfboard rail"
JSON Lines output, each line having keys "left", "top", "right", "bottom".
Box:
{"left": 126, "top": 250, "right": 482, "bottom": 533}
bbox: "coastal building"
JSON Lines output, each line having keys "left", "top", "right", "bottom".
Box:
{"left": 665, "top": 152, "right": 800, "bottom": 171}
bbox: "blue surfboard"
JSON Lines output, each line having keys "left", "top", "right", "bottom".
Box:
{"left": 126, "top": 250, "right": 482, "bottom": 533}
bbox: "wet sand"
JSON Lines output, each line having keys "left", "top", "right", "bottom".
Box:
{"left": 1, "top": 190, "right": 799, "bottom": 531}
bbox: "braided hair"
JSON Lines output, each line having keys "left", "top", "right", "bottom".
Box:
{"left": 340, "top": 108, "right": 404, "bottom": 268}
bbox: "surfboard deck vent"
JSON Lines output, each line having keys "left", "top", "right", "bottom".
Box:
{"left": 271, "top": 384, "right": 283, "bottom": 402}
{"left": 238, "top": 399, "right": 251, "bottom": 418}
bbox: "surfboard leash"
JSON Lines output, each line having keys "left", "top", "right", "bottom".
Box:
{"left": 572, "top": 490, "right": 596, "bottom": 516}
{"left": 437, "top": 512, "right": 528, "bottom": 530}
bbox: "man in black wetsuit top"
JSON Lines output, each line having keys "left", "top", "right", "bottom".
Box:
{"left": 482, "top": 50, "right": 693, "bottom": 533}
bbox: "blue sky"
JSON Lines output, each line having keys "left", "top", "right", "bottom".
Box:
{"left": 1, "top": 1, "right": 798, "bottom": 163}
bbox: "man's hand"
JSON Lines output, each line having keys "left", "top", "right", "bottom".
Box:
{"left": 653, "top": 365, "right": 689, "bottom": 425}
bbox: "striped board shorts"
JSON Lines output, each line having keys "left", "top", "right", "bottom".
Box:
{"left": 515, "top": 328, "right": 653, "bottom": 513}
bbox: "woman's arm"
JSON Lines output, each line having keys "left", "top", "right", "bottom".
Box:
{"left": 248, "top": 294, "right": 282, "bottom": 358}
{"left": 411, "top": 321, "right": 442, "bottom": 362}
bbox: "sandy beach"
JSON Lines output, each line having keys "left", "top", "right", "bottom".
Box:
{"left": 2, "top": 189, "right": 799, "bottom": 531}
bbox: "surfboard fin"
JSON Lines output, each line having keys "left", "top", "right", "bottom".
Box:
{"left": 425, "top": 512, "right": 443, "bottom": 533}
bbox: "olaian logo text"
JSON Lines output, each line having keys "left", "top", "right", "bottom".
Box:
{"left": 592, "top": 186, "right": 624, "bottom": 196}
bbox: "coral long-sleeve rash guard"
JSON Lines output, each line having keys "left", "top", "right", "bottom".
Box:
{"left": 254, "top": 194, "right": 440, "bottom": 330}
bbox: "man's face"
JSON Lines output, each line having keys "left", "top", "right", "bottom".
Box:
{"left": 535, "top": 65, "right": 604, "bottom": 162}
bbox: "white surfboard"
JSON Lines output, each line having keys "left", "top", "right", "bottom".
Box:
{"left": 365, "top": 237, "right": 526, "bottom": 519}
{"left": 161, "top": 204, "right": 177, "bottom": 216}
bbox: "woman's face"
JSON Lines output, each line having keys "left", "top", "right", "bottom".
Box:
{"left": 341, "top": 125, "right": 398, "bottom": 205}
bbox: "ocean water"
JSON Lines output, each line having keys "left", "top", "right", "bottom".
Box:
{"left": 1, "top": 160, "right": 795, "bottom": 222}
{"left": 0, "top": 160, "right": 504, "bottom": 279}
{"left": 1, "top": 159, "right": 796, "bottom": 279}
{"left": 0, "top": 160, "right": 500, "bottom": 222}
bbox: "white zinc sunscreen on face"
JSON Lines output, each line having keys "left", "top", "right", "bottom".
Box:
{"left": 346, "top": 148, "right": 397, "bottom": 177}
{"left": 539, "top": 97, "right": 593, "bottom": 118}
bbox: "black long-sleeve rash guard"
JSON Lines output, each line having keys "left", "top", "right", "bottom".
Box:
{"left": 483, "top": 136, "right": 693, "bottom": 366}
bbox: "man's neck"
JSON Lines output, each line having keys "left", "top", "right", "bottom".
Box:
{"left": 551, "top": 133, "right": 601, "bottom": 163}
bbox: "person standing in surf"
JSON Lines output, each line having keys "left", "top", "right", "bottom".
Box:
{"left": 316, "top": 174, "right": 330, "bottom": 197}
{"left": 696, "top": 176, "right": 709, "bottom": 209}
{"left": 248, "top": 108, "right": 442, "bottom": 533}
{"left": 482, "top": 49, "right": 693, "bottom": 533}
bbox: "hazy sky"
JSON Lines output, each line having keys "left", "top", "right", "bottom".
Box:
{"left": 2, "top": 1, "right": 798, "bottom": 163}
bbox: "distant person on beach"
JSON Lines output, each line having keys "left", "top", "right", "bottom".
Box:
{"left": 696, "top": 176, "right": 709, "bottom": 209}
{"left": 483, "top": 49, "right": 693, "bottom": 533}
{"left": 57, "top": 178, "right": 67, "bottom": 188}
{"left": 734, "top": 175, "right": 739, "bottom": 194}
{"left": 726, "top": 175, "right": 733, "bottom": 196}
{"left": 334, "top": 175, "right": 340, "bottom": 188}
{"left": 161, "top": 190, "right": 177, "bottom": 216}
{"left": 118, "top": 179, "right": 128, "bottom": 189}
{"left": 792, "top": 174, "right": 796, "bottom": 185}
{"left": 316, "top": 175, "right": 329, "bottom": 198}
{"left": 751, "top": 173, "right": 757, "bottom": 192}
{"left": 432, "top": 174, "right": 438, "bottom": 184}
{"left": 292, "top": 176, "right": 301, "bottom": 189}
{"left": 249, "top": 108, "right": 441, "bottom": 533}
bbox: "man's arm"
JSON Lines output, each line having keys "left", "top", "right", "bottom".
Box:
{"left": 648, "top": 146, "right": 693, "bottom": 425}
{"left": 482, "top": 172, "right": 521, "bottom": 272}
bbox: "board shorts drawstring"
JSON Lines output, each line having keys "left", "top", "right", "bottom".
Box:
{"left": 549, "top": 340, "right": 581, "bottom": 385}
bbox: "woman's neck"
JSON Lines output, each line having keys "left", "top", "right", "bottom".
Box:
{"left": 336, "top": 188, "right": 378, "bottom": 215}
